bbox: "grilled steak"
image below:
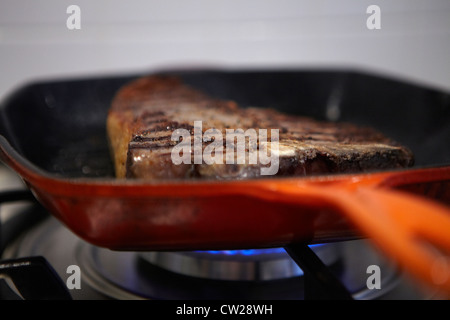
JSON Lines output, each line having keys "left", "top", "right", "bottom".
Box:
{"left": 107, "top": 75, "right": 414, "bottom": 180}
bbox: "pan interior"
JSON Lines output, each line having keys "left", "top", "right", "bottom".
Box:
{"left": 1, "top": 69, "right": 449, "bottom": 179}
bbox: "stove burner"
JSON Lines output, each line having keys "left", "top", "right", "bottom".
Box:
{"left": 2, "top": 215, "right": 432, "bottom": 300}
{"left": 140, "top": 245, "right": 339, "bottom": 281}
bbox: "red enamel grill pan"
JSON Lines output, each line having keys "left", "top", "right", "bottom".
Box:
{"left": 0, "top": 69, "right": 449, "bottom": 295}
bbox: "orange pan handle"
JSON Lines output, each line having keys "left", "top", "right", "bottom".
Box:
{"left": 258, "top": 179, "right": 450, "bottom": 297}
{"left": 326, "top": 186, "right": 450, "bottom": 297}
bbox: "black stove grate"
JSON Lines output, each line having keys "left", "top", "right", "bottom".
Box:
{"left": 0, "top": 189, "right": 72, "bottom": 300}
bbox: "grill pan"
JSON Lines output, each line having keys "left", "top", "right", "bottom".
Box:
{"left": 0, "top": 69, "right": 449, "bottom": 294}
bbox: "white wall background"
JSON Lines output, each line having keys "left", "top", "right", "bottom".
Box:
{"left": 0, "top": 0, "right": 449, "bottom": 101}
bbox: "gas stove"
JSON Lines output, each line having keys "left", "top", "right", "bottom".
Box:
{"left": 0, "top": 181, "right": 437, "bottom": 300}
{"left": 1, "top": 1, "right": 449, "bottom": 301}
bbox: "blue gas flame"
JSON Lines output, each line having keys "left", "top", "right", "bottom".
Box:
{"left": 200, "top": 245, "right": 323, "bottom": 256}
